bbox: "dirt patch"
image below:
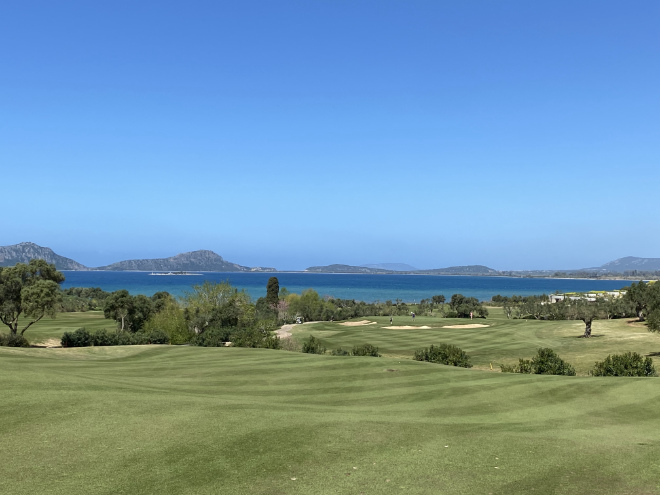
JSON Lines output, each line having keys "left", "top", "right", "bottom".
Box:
{"left": 388, "top": 325, "right": 432, "bottom": 330}
{"left": 31, "top": 338, "right": 62, "bottom": 348}
{"left": 339, "top": 320, "right": 377, "bottom": 327}
{"left": 275, "top": 321, "right": 320, "bottom": 338}
{"left": 442, "top": 324, "right": 490, "bottom": 329}
{"left": 276, "top": 324, "right": 295, "bottom": 338}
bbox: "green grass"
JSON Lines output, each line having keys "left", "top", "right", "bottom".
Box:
{"left": 1, "top": 346, "right": 660, "bottom": 494}
{"left": 11, "top": 311, "right": 113, "bottom": 344}
{"left": 292, "top": 309, "right": 660, "bottom": 375}
{"left": 2, "top": 311, "right": 660, "bottom": 493}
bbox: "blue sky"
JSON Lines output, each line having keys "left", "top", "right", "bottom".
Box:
{"left": 2, "top": 1, "right": 658, "bottom": 270}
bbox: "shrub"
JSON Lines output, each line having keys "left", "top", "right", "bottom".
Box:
{"left": 591, "top": 352, "right": 657, "bottom": 377}
{"left": 501, "top": 348, "right": 575, "bottom": 376}
{"left": 145, "top": 329, "right": 170, "bottom": 345}
{"left": 61, "top": 328, "right": 170, "bottom": 347}
{"left": 413, "top": 343, "right": 472, "bottom": 368}
{"left": 91, "top": 329, "right": 118, "bottom": 346}
{"left": 331, "top": 347, "right": 350, "bottom": 356}
{"left": 191, "top": 327, "right": 233, "bottom": 347}
{"left": 532, "top": 348, "right": 576, "bottom": 376}
{"left": 280, "top": 337, "right": 301, "bottom": 352}
{"left": 301, "top": 335, "right": 326, "bottom": 354}
{"left": 61, "top": 328, "right": 92, "bottom": 348}
{"left": 351, "top": 343, "right": 380, "bottom": 357}
{"left": 443, "top": 311, "right": 459, "bottom": 319}
{"left": 231, "top": 327, "right": 281, "bottom": 349}
{"left": 0, "top": 333, "right": 30, "bottom": 347}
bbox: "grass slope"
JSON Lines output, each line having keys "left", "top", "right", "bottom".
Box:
{"left": 1, "top": 346, "right": 660, "bottom": 494}
{"left": 14, "top": 311, "right": 113, "bottom": 344}
{"left": 292, "top": 310, "right": 660, "bottom": 375}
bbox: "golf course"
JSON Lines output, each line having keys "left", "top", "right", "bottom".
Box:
{"left": 2, "top": 309, "right": 660, "bottom": 494}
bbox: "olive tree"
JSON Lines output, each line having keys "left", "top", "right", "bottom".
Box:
{"left": 0, "top": 259, "right": 64, "bottom": 336}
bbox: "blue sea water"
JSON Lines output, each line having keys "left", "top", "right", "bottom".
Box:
{"left": 61, "top": 271, "right": 636, "bottom": 303}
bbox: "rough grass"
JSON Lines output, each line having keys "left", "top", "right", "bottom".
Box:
{"left": 293, "top": 309, "right": 660, "bottom": 375}
{"left": 1, "top": 346, "right": 660, "bottom": 494}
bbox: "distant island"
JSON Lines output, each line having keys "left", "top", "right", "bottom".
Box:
{"left": 149, "top": 271, "right": 203, "bottom": 276}
{"left": 1, "top": 242, "right": 659, "bottom": 279}
{"left": 0, "top": 243, "right": 276, "bottom": 273}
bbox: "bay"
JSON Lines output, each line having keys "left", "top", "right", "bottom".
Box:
{"left": 61, "top": 271, "right": 636, "bottom": 303}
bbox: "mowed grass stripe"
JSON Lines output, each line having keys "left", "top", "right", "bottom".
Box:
{"left": 2, "top": 346, "right": 660, "bottom": 494}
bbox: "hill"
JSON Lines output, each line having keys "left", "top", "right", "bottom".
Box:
{"left": 360, "top": 262, "right": 419, "bottom": 271}
{"left": 304, "top": 264, "right": 391, "bottom": 274}
{"left": 418, "top": 264, "right": 499, "bottom": 275}
{"left": 596, "top": 256, "right": 660, "bottom": 273}
{"left": 97, "top": 250, "right": 275, "bottom": 272}
{"left": 0, "top": 242, "right": 87, "bottom": 270}
{"left": 306, "top": 263, "right": 500, "bottom": 275}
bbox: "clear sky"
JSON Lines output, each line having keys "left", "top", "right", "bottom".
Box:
{"left": 2, "top": 1, "right": 658, "bottom": 270}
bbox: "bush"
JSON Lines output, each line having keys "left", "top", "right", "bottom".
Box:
{"left": 144, "top": 329, "right": 170, "bottom": 344}
{"left": 351, "top": 343, "right": 380, "bottom": 357}
{"left": 231, "top": 327, "right": 281, "bottom": 349}
{"left": 532, "top": 348, "right": 576, "bottom": 376}
{"left": 500, "top": 359, "right": 532, "bottom": 374}
{"left": 413, "top": 343, "right": 472, "bottom": 368}
{"left": 592, "top": 352, "right": 657, "bottom": 377}
{"left": 61, "top": 328, "right": 170, "bottom": 347}
{"left": 280, "top": 337, "right": 302, "bottom": 352}
{"left": 501, "top": 348, "right": 575, "bottom": 376}
{"left": 331, "top": 347, "right": 350, "bottom": 356}
{"left": 91, "top": 329, "right": 117, "bottom": 346}
{"left": 0, "top": 333, "right": 30, "bottom": 347}
{"left": 301, "top": 335, "right": 326, "bottom": 354}
{"left": 191, "top": 327, "right": 233, "bottom": 347}
{"left": 61, "top": 328, "right": 92, "bottom": 347}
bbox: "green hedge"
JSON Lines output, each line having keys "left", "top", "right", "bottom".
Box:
{"left": 61, "top": 328, "right": 170, "bottom": 347}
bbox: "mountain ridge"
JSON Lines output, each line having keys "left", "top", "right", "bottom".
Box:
{"left": 1, "top": 242, "right": 658, "bottom": 275}
{"left": 0, "top": 242, "right": 88, "bottom": 270}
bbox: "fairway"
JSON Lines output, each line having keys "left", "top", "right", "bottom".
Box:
{"left": 292, "top": 310, "right": 660, "bottom": 375}
{"left": 2, "top": 345, "right": 660, "bottom": 495}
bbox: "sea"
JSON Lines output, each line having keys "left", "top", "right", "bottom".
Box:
{"left": 61, "top": 271, "right": 637, "bottom": 303}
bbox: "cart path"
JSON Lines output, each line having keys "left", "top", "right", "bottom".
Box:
{"left": 276, "top": 321, "right": 319, "bottom": 338}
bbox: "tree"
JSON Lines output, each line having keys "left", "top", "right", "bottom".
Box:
{"left": 566, "top": 298, "right": 607, "bottom": 338}
{"left": 0, "top": 259, "right": 64, "bottom": 336}
{"left": 103, "top": 290, "right": 135, "bottom": 331}
{"left": 183, "top": 281, "right": 252, "bottom": 334}
{"left": 266, "top": 277, "right": 279, "bottom": 307}
{"left": 448, "top": 294, "right": 488, "bottom": 318}
{"left": 623, "top": 282, "right": 660, "bottom": 321}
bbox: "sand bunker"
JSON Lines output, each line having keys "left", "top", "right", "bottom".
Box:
{"left": 339, "top": 320, "right": 377, "bottom": 327}
{"left": 442, "top": 324, "right": 490, "bottom": 329}
{"left": 32, "top": 338, "right": 62, "bottom": 348}
{"left": 388, "top": 325, "right": 432, "bottom": 329}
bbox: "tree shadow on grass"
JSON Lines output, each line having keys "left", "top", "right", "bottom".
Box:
{"left": 646, "top": 351, "right": 660, "bottom": 357}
